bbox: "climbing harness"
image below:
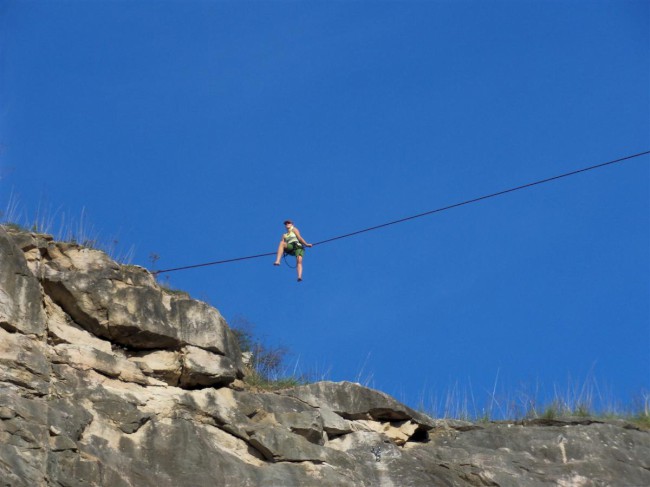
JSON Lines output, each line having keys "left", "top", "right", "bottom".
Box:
{"left": 282, "top": 241, "right": 305, "bottom": 268}
{"left": 284, "top": 241, "right": 303, "bottom": 256}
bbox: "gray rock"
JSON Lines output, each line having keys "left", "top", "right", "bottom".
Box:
{"left": 0, "top": 227, "right": 46, "bottom": 336}
{"left": 180, "top": 345, "right": 239, "bottom": 387}
{"left": 274, "top": 410, "right": 325, "bottom": 444}
{"left": 48, "top": 398, "right": 98, "bottom": 442}
{"left": 0, "top": 390, "right": 49, "bottom": 487}
{"left": 51, "top": 343, "right": 152, "bottom": 385}
{"left": 35, "top": 239, "right": 243, "bottom": 376}
{"left": 91, "top": 396, "right": 151, "bottom": 434}
{"left": 281, "top": 380, "right": 435, "bottom": 443}
{"left": 425, "top": 421, "right": 650, "bottom": 487}
{"left": 0, "top": 328, "right": 50, "bottom": 395}
{"left": 248, "top": 425, "right": 330, "bottom": 462}
{"left": 320, "top": 406, "right": 355, "bottom": 437}
{"left": 283, "top": 381, "right": 433, "bottom": 421}
{"left": 49, "top": 435, "right": 78, "bottom": 452}
{"left": 47, "top": 450, "right": 103, "bottom": 487}
{"left": 128, "top": 349, "right": 182, "bottom": 385}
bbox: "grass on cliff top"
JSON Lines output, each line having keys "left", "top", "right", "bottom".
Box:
{"left": 0, "top": 195, "right": 136, "bottom": 264}
{"left": 418, "top": 374, "right": 650, "bottom": 428}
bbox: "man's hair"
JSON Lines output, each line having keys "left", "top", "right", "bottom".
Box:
{"left": 283, "top": 220, "right": 293, "bottom": 225}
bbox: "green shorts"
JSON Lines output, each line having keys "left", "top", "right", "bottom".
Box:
{"left": 285, "top": 242, "right": 304, "bottom": 257}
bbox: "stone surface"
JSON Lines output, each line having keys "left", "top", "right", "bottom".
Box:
{"left": 423, "top": 420, "right": 650, "bottom": 487}
{"left": 128, "top": 349, "right": 182, "bottom": 385}
{"left": 1, "top": 226, "right": 649, "bottom": 487}
{"left": 0, "top": 227, "right": 46, "bottom": 336}
{"left": 0, "top": 389, "right": 49, "bottom": 486}
{"left": 0, "top": 327, "right": 50, "bottom": 396}
{"left": 180, "top": 345, "right": 239, "bottom": 387}
{"left": 17, "top": 229, "right": 243, "bottom": 380}
{"left": 280, "top": 380, "right": 435, "bottom": 443}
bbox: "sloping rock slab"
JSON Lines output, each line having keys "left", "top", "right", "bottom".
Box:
{"left": 426, "top": 421, "right": 650, "bottom": 486}
{"left": 281, "top": 381, "right": 436, "bottom": 428}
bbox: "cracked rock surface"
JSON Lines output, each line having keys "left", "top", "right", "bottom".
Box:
{"left": 1, "top": 226, "right": 649, "bottom": 486}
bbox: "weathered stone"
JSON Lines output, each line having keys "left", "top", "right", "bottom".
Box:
{"left": 41, "top": 274, "right": 180, "bottom": 349}
{"left": 320, "top": 406, "right": 354, "bottom": 437}
{"left": 182, "top": 388, "right": 253, "bottom": 433}
{"left": 0, "top": 389, "right": 49, "bottom": 487}
{"left": 91, "top": 396, "right": 151, "bottom": 434}
{"left": 3, "top": 229, "right": 52, "bottom": 253}
{"left": 355, "top": 419, "right": 420, "bottom": 445}
{"left": 34, "top": 240, "right": 244, "bottom": 377}
{"left": 248, "top": 425, "right": 331, "bottom": 463}
{"left": 49, "top": 435, "right": 78, "bottom": 452}
{"left": 47, "top": 399, "right": 93, "bottom": 441}
{"left": 78, "top": 417, "right": 265, "bottom": 487}
{"left": 0, "top": 227, "right": 46, "bottom": 336}
{"left": 425, "top": 421, "right": 650, "bottom": 487}
{"left": 275, "top": 410, "right": 325, "bottom": 444}
{"left": 51, "top": 343, "right": 150, "bottom": 385}
{"left": 0, "top": 328, "right": 50, "bottom": 395}
{"left": 0, "top": 442, "right": 48, "bottom": 487}
{"left": 0, "top": 406, "right": 16, "bottom": 419}
{"left": 326, "top": 430, "right": 453, "bottom": 486}
{"left": 172, "top": 298, "right": 241, "bottom": 358}
{"left": 282, "top": 381, "right": 435, "bottom": 430}
{"left": 44, "top": 294, "right": 112, "bottom": 353}
{"left": 180, "top": 345, "right": 239, "bottom": 387}
{"left": 47, "top": 450, "right": 103, "bottom": 487}
{"left": 128, "top": 349, "right": 181, "bottom": 385}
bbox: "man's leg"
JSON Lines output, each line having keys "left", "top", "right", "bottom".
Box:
{"left": 296, "top": 255, "right": 303, "bottom": 281}
{"left": 274, "top": 242, "right": 286, "bottom": 265}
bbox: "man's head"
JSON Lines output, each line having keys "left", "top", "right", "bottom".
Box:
{"left": 283, "top": 220, "right": 293, "bottom": 227}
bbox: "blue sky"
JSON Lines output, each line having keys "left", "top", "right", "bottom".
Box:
{"left": 2, "top": 1, "right": 648, "bottom": 416}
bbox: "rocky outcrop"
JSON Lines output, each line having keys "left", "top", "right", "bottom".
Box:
{"left": 1, "top": 225, "right": 649, "bottom": 486}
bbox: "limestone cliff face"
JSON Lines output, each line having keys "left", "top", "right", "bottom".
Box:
{"left": 1, "top": 226, "right": 649, "bottom": 487}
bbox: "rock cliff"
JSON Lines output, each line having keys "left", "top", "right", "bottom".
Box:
{"left": 1, "top": 226, "right": 649, "bottom": 487}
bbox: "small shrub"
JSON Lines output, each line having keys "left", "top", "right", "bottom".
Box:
{"left": 158, "top": 282, "right": 190, "bottom": 298}
{"left": 541, "top": 404, "right": 559, "bottom": 420}
{"left": 631, "top": 413, "right": 650, "bottom": 430}
{"left": 574, "top": 404, "right": 591, "bottom": 418}
{"left": 243, "top": 372, "right": 304, "bottom": 392}
{"left": 230, "top": 315, "right": 306, "bottom": 391}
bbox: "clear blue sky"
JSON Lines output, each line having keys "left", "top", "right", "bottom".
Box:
{"left": 2, "top": 1, "right": 648, "bottom": 416}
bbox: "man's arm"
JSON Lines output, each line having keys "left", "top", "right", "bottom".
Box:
{"left": 293, "top": 228, "right": 312, "bottom": 247}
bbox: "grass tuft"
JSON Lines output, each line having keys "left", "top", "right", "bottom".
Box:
{"left": 418, "top": 373, "right": 648, "bottom": 424}
{"left": 1, "top": 194, "right": 135, "bottom": 264}
{"left": 231, "top": 315, "right": 309, "bottom": 392}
